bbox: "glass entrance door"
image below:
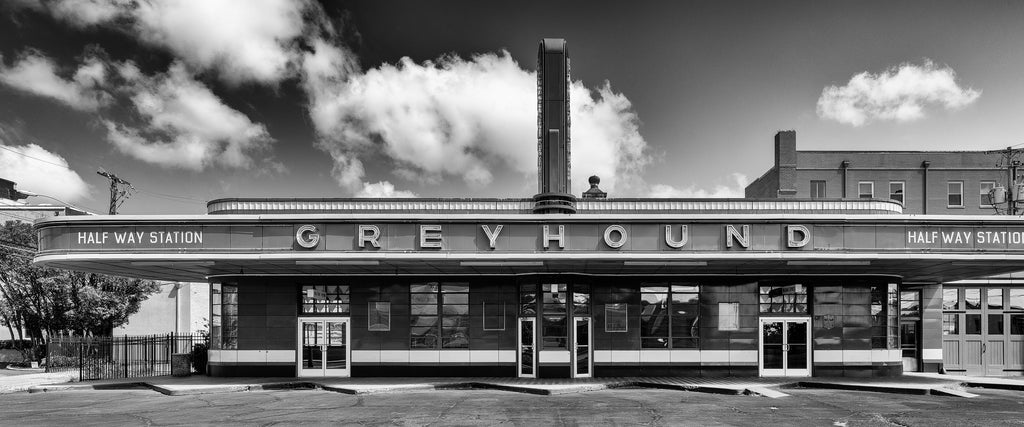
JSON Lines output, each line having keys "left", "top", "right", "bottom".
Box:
{"left": 298, "top": 317, "right": 350, "bottom": 377}
{"left": 572, "top": 317, "right": 592, "bottom": 378}
{"left": 518, "top": 317, "right": 536, "bottom": 378}
{"left": 759, "top": 318, "right": 811, "bottom": 377}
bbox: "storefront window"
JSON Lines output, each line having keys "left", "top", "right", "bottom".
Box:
{"left": 870, "top": 283, "right": 899, "bottom": 349}
{"left": 409, "top": 282, "right": 468, "bottom": 348}
{"left": 988, "top": 289, "right": 1003, "bottom": 310}
{"left": 640, "top": 283, "right": 699, "bottom": 348}
{"left": 1012, "top": 289, "right": 1024, "bottom": 310}
{"left": 573, "top": 283, "right": 591, "bottom": 315}
{"left": 900, "top": 291, "right": 920, "bottom": 318}
{"left": 300, "top": 285, "right": 350, "bottom": 314}
{"left": 966, "top": 314, "right": 982, "bottom": 334}
{"left": 211, "top": 283, "right": 238, "bottom": 350}
{"left": 519, "top": 284, "right": 537, "bottom": 316}
{"left": 759, "top": 284, "right": 808, "bottom": 314}
{"left": 965, "top": 288, "right": 981, "bottom": 310}
{"left": 542, "top": 284, "right": 568, "bottom": 348}
{"left": 1011, "top": 315, "right": 1024, "bottom": 335}
{"left": 942, "top": 288, "right": 959, "bottom": 310}
{"left": 942, "top": 314, "right": 959, "bottom": 335}
{"left": 989, "top": 314, "right": 1004, "bottom": 335}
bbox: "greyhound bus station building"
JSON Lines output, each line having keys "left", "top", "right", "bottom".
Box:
{"left": 30, "top": 200, "right": 1024, "bottom": 379}
{"left": 30, "top": 39, "right": 1024, "bottom": 379}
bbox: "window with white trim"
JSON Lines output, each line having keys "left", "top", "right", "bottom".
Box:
{"left": 858, "top": 181, "right": 874, "bottom": 199}
{"left": 980, "top": 181, "right": 996, "bottom": 207}
{"left": 810, "top": 180, "right": 826, "bottom": 199}
{"left": 889, "top": 181, "right": 904, "bottom": 204}
{"left": 948, "top": 181, "right": 964, "bottom": 207}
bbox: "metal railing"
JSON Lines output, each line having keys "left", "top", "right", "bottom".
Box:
{"left": 46, "top": 333, "right": 208, "bottom": 381}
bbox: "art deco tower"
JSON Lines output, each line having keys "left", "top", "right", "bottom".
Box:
{"left": 533, "top": 38, "right": 576, "bottom": 213}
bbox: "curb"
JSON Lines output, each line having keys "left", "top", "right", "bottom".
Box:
{"left": 796, "top": 381, "right": 975, "bottom": 398}
{"left": 961, "top": 381, "right": 1024, "bottom": 392}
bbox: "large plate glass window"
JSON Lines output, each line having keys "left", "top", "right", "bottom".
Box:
{"left": 640, "top": 283, "right": 700, "bottom": 348}
{"left": 410, "top": 282, "right": 469, "bottom": 349}
{"left": 211, "top": 283, "right": 238, "bottom": 350}
{"left": 300, "top": 285, "right": 350, "bottom": 314}
{"left": 870, "top": 284, "right": 899, "bottom": 349}
{"left": 542, "top": 284, "right": 568, "bottom": 348}
{"left": 759, "top": 284, "right": 808, "bottom": 314}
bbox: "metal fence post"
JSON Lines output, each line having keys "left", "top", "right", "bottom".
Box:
{"left": 78, "top": 338, "right": 83, "bottom": 382}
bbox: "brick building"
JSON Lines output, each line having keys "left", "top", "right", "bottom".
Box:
{"left": 747, "top": 131, "right": 1024, "bottom": 376}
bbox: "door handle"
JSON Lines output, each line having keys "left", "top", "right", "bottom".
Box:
{"left": 982, "top": 343, "right": 986, "bottom": 354}
{"left": 783, "top": 344, "right": 790, "bottom": 352}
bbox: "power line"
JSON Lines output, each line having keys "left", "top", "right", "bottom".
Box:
{"left": 136, "top": 188, "right": 205, "bottom": 204}
{"left": 0, "top": 145, "right": 73, "bottom": 169}
{"left": 0, "top": 211, "right": 37, "bottom": 222}
{"left": 96, "top": 170, "right": 135, "bottom": 215}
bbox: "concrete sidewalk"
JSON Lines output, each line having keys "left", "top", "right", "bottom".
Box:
{"left": 0, "top": 370, "right": 78, "bottom": 394}
{"left": 18, "top": 373, "right": 1023, "bottom": 398}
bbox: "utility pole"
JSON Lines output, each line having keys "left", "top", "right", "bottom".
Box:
{"left": 991, "top": 147, "right": 1024, "bottom": 215}
{"left": 96, "top": 170, "right": 135, "bottom": 215}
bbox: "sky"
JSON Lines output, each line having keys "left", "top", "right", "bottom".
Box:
{"left": 1, "top": 0, "right": 1023, "bottom": 215}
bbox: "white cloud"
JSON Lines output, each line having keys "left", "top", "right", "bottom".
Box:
{"left": 0, "top": 50, "right": 111, "bottom": 111}
{"left": 30, "top": 0, "right": 317, "bottom": 85}
{"left": 356, "top": 181, "right": 417, "bottom": 198}
{"left": 306, "top": 51, "right": 651, "bottom": 197}
{"left": 0, "top": 142, "right": 90, "bottom": 202}
{"left": 817, "top": 60, "right": 980, "bottom": 126}
{"left": 647, "top": 173, "right": 749, "bottom": 198}
{"left": 103, "top": 62, "right": 273, "bottom": 170}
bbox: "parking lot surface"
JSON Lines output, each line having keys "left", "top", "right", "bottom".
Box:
{"left": 3, "top": 386, "right": 1024, "bottom": 426}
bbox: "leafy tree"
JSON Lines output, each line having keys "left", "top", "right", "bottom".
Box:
{"left": 0, "top": 221, "right": 160, "bottom": 360}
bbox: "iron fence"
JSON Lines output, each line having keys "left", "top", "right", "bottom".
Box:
{"left": 46, "top": 333, "right": 208, "bottom": 381}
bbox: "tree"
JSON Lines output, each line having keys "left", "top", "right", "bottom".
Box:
{"left": 0, "top": 221, "right": 160, "bottom": 360}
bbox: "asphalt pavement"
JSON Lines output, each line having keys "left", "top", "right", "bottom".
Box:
{"left": 2, "top": 386, "right": 1024, "bottom": 426}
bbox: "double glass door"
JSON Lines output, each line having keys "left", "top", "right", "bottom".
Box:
{"left": 759, "top": 318, "right": 811, "bottom": 377}
{"left": 298, "top": 317, "right": 350, "bottom": 377}
{"left": 518, "top": 316, "right": 592, "bottom": 378}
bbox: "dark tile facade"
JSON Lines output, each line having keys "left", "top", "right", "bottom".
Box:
{"left": 209, "top": 276, "right": 903, "bottom": 378}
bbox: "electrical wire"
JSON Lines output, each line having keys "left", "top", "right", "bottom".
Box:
{"left": 0, "top": 145, "right": 73, "bottom": 169}
{"left": 0, "top": 211, "right": 37, "bottom": 222}
{"left": 4, "top": 144, "right": 205, "bottom": 209}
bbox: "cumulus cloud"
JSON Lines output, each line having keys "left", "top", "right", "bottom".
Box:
{"left": 356, "top": 181, "right": 417, "bottom": 198}
{"left": 0, "top": 142, "right": 90, "bottom": 202}
{"left": 305, "top": 51, "right": 651, "bottom": 197}
{"left": 0, "top": 50, "right": 111, "bottom": 111}
{"left": 817, "top": 60, "right": 980, "bottom": 126}
{"left": 647, "top": 173, "right": 749, "bottom": 198}
{"left": 103, "top": 62, "right": 273, "bottom": 170}
{"left": 25, "top": 0, "right": 317, "bottom": 85}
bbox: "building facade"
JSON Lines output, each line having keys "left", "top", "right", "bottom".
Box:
{"left": 30, "top": 40, "right": 1024, "bottom": 379}
{"left": 745, "top": 130, "right": 1010, "bottom": 215}
{"left": 746, "top": 131, "right": 1024, "bottom": 376}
